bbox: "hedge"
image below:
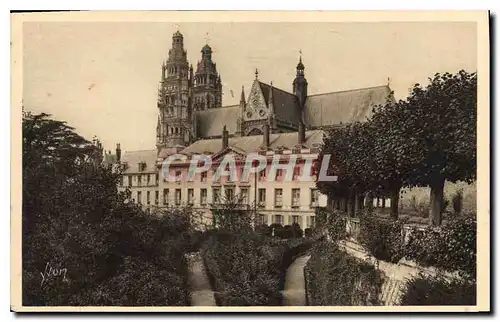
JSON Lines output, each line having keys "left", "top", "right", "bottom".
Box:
{"left": 399, "top": 273, "right": 476, "bottom": 305}
{"left": 357, "top": 214, "right": 406, "bottom": 263}
{"left": 201, "top": 232, "right": 312, "bottom": 306}
{"left": 405, "top": 214, "right": 476, "bottom": 280}
{"left": 304, "top": 242, "right": 383, "bottom": 306}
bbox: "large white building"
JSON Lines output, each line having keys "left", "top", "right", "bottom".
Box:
{"left": 112, "top": 31, "right": 392, "bottom": 228}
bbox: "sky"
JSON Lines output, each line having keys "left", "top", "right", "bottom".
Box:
{"left": 22, "top": 21, "right": 477, "bottom": 152}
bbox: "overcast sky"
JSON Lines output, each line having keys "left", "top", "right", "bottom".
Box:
{"left": 23, "top": 21, "right": 477, "bottom": 152}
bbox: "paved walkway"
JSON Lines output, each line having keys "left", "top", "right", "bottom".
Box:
{"left": 282, "top": 255, "right": 311, "bottom": 306}
{"left": 186, "top": 252, "right": 217, "bottom": 306}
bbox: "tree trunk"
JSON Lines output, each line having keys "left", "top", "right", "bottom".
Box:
{"left": 429, "top": 179, "right": 445, "bottom": 226}
{"left": 390, "top": 188, "right": 400, "bottom": 220}
{"left": 366, "top": 191, "right": 374, "bottom": 214}
{"left": 347, "top": 193, "right": 355, "bottom": 217}
{"left": 354, "top": 192, "right": 361, "bottom": 215}
{"left": 376, "top": 197, "right": 380, "bottom": 208}
{"left": 335, "top": 198, "right": 341, "bottom": 210}
{"left": 381, "top": 198, "right": 386, "bottom": 209}
{"left": 358, "top": 194, "right": 365, "bottom": 211}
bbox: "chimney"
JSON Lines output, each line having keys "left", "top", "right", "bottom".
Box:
{"left": 222, "top": 125, "right": 229, "bottom": 149}
{"left": 298, "top": 122, "right": 306, "bottom": 145}
{"left": 116, "top": 143, "right": 122, "bottom": 162}
{"left": 263, "top": 123, "right": 270, "bottom": 148}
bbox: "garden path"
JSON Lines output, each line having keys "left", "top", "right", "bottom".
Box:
{"left": 186, "top": 252, "right": 217, "bottom": 306}
{"left": 282, "top": 255, "right": 311, "bottom": 306}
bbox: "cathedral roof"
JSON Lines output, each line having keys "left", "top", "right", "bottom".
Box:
{"left": 181, "top": 130, "right": 324, "bottom": 155}
{"left": 258, "top": 82, "right": 301, "bottom": 125}
{"left": 195, "top": 105, "right": 240, "bottom": 138}
{"left": 304, "top": 85, "right": 392, "bottom": 128}
{"left": 121, "top": 149, "right": 158, "bottom": 173}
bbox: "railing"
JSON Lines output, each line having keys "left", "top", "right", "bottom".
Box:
{"left": 344, "top": 217, "right": 427, "bottom": 245}
{"left": 345, "top": 217, "right": 361, "bottom": 239}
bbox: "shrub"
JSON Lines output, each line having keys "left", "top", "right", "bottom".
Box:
{"left": 255, "top": 224, "right": 272, "bottom": 237}
{"left": 304, "top": 228, "right": 313, "bottom": 238}
{"left": 22, "top": 165, "right": 192, "bottom": 306}
{"left": 282, "top": 225, "right": 294, "bottom": 239}
{"left": 399, "top": 273, "right": 476, "bottom": 305}
{"left": 305, "top": 242, "right": 383, "bottom": 306}
{"left": 201, "top": 232, "right": 312, "bottom": 306}
{"left": 405, "top": 214, "right": 476, "bottom": 279}
{"left": 314, "top": 208, "right": 347, "bottom": 242}
{"left": 358, "top": 213, "right": 405, "bottom": 263}
{"left": 452, "top": 189, "right": 464, "bottom": 215}
{"left": 269, "top": 223, "right": 283, "bottom": 237}
{"left": 326, "top": 211, "right": 347, "bottom": 242}
{"left": 185, "top": 229, "right": 209, "bottom": 252}
{"left": 291, "top": 223, "right": 303, "bottom": 238}
{"left": 417, "top": 200, "right": 430, "bottom": 218}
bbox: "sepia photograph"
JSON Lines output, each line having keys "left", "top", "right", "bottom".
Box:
{"left": 10, "top": 11, "right": 490, "bottom": 312}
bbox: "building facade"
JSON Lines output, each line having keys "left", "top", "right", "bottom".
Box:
{"left": 116, "top": 31, "right": 393, "bottom": 229}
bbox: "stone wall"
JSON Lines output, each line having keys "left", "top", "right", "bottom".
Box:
{"left": 338, "top": 240, "right": 457, "bottom": 306}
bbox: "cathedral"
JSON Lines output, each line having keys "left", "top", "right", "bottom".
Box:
{"left": 154, "top": 30, "right": 391, "bottom": 156}
{"left": 115, "top": 30, "right": 393, "bottom": 227}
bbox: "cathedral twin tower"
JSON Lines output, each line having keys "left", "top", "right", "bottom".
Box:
{"left": 156, "top": 31, "right": 223, "bottom": 150}
{"left": 156, "top": 30, "right": 308, "bottom": 152}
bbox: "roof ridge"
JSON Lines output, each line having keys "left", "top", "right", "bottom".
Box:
{"left": 259, "top": 81, "right": 295, "bottom": 96}
{"left": 307, "top": 84, "right": 390, "bottom": 98}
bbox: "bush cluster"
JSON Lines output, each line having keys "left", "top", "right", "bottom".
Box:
{"left": 22, "top": 112, "right": 191, "bottom": 306}
{"left": 405, "top": 214, "right": 476, "bottom": 279}
{"left": 399, "top": 273, "right": 476, "bottom": 305}
{"left": 304, "top": 242, "right": 383, "bottom": 306}
{"left": 201, "top": 232, "right": 312, "bottom": 306}
{"left": 257, "top": 223, "right": 304, "bottom": 239}
{"left": 315, "top": 208, "right": 347, "bottom": 243}
{"left": 357, "top": 213, "right": 405, "bottom": 263}
{"left": 22, "top": 165, "right": 192, "bottom": 306}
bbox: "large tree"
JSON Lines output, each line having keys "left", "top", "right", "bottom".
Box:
{"left": 368, "top": 94, "right": 419, "bottom": 219}
{"left": 315, "top": 122, "right": 375, "bottom": 216}
{"left": 401, "top": 71, "right": 477, "bottom": 225}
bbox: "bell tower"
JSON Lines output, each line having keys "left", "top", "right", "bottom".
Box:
{"left": 192, "top": 42, "right": 223, "bottom": 110}
{"left": 293, "top": 55, "right": 308, "bottom": 138}
{"left": 293, "top": 55, "right": 308, "bottom": 109}
{"left": 156, "top": 30, "right": 195, "bottom": 151}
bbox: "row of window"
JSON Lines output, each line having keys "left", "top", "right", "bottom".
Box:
{"left": 124, "top": 165, "right": 310, "bottom": 186}
{"left": 194, "top": 76, "right": 218, "bottom": 86}
{"left": 131, "top": 187, "right": 320, "bottom": 208}
{"left": 169, "top": 166, "right": 307, "bottom": 183}
{"left": 123, "top": 174, "right": 159, "bottom": 187}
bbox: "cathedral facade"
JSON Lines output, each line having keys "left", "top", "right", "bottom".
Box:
{"left": 116, "top": 31, "right": 393, "bottom": 229}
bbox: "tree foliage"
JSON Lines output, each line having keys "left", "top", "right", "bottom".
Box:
{"left": 22, "top": 112, "right": 190, "bottom": 306}
{"left": 315, "top": 70, "right": 476, "bottom": 224}
{"left": 210, "top": 195, "right": 254, "bottom": 232}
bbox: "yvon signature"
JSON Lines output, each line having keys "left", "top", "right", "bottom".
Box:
{"left": 40, "top": 262, "right": 68, "bottom": 286}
